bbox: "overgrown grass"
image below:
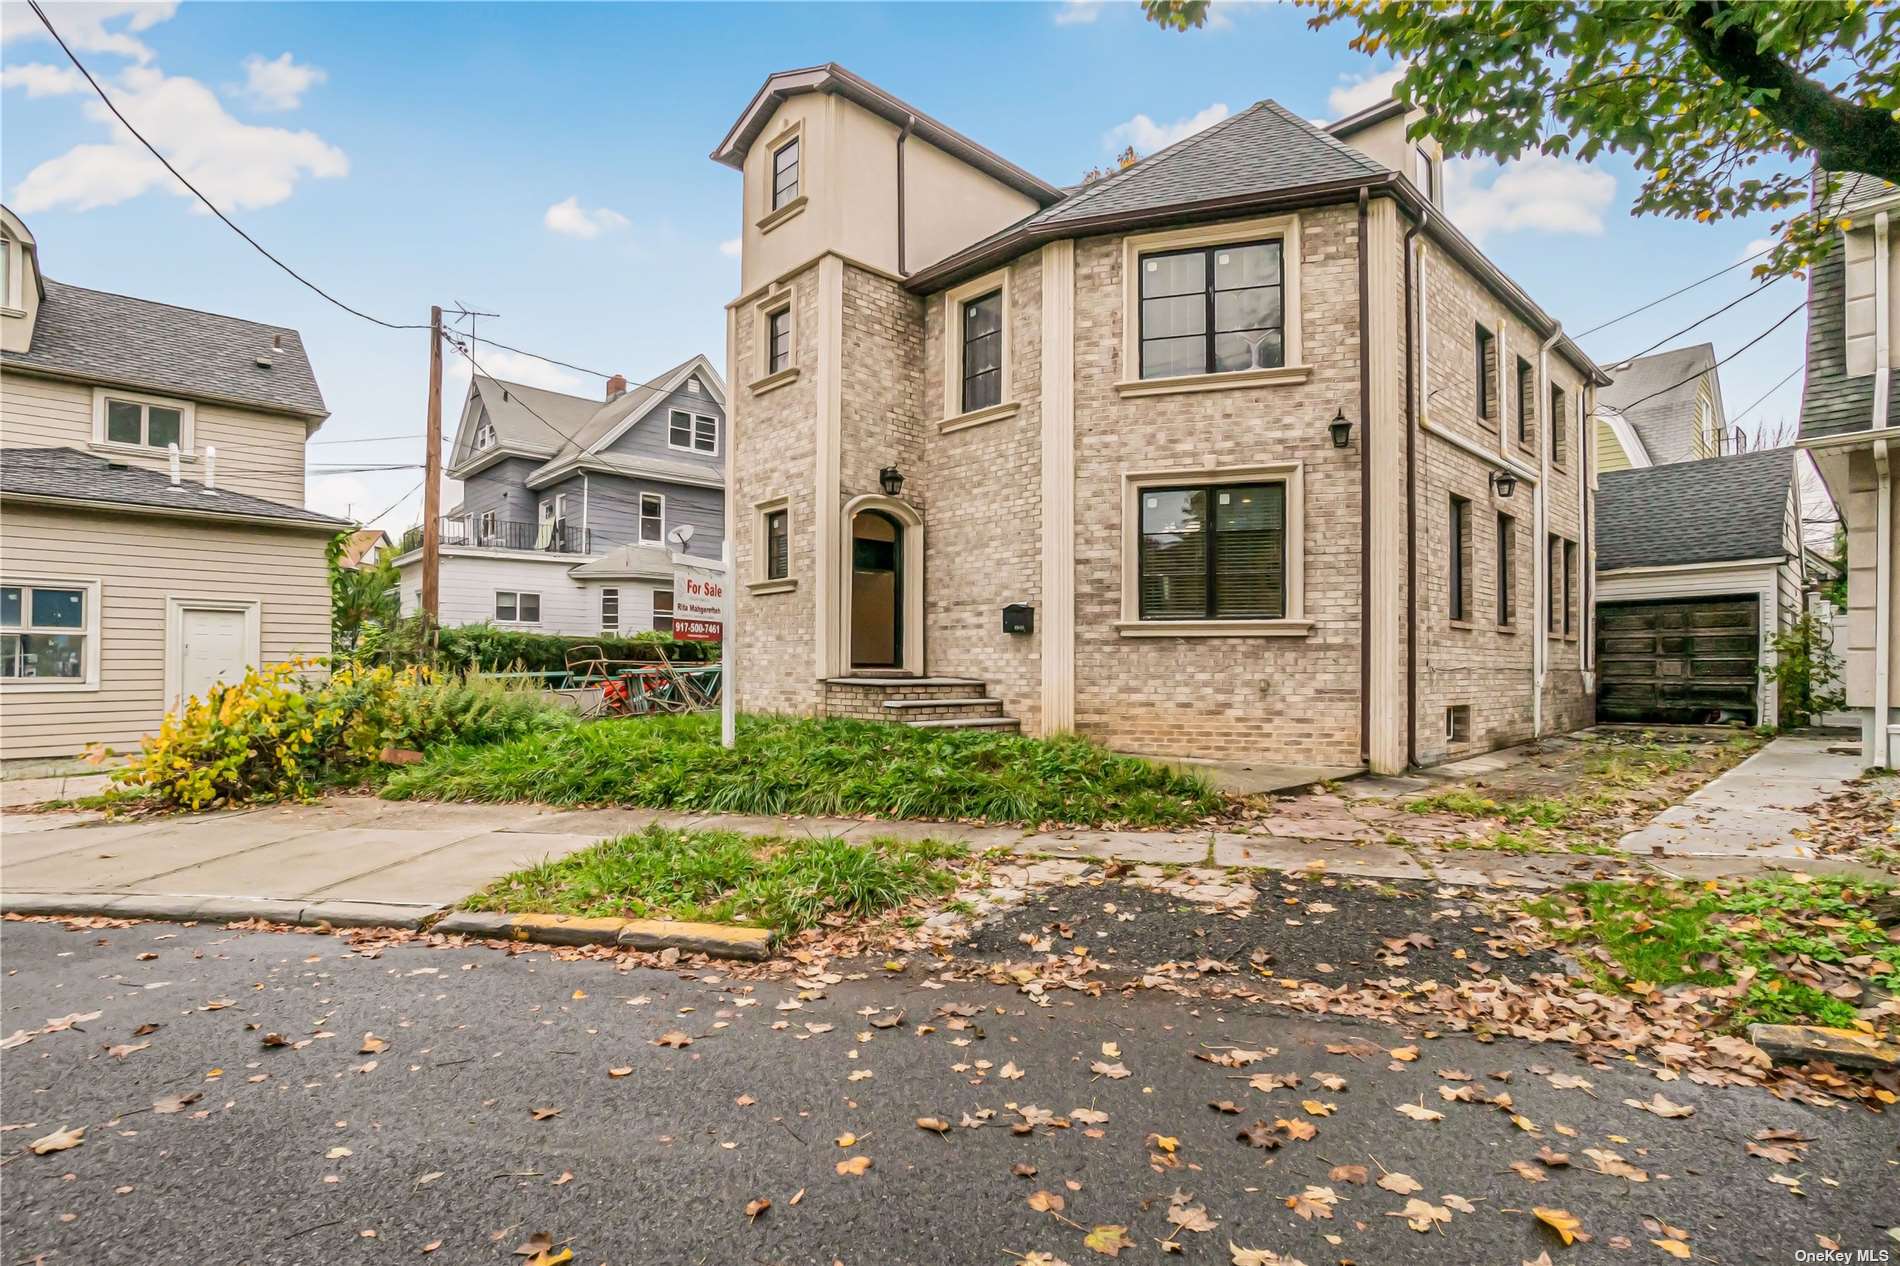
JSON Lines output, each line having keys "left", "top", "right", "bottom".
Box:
{"left": 465, "top": 825, "right": 965, "bottom": 935}
{"left": 383, "top": 712, "right": 1222, "bottom": 827}
{"left": 1529, "top": 874, "right": 1899, "bottom": 1032}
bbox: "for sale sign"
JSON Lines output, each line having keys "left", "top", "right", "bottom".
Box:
{"left": 673, "top": 561, "right": 725, "bottom": 643}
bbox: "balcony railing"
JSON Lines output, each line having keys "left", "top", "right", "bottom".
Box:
{"left": 399, "top": 517, "right": 594, "bottom": 556}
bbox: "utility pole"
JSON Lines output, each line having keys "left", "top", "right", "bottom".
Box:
{"left": 421, "top": 304, "right": 443, "bottom": 622}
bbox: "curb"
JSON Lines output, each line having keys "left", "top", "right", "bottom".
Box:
{"left": 0, "top": 892, "right": 438, "bottom": 931}
{"left": 432, "top": 910, "right": 774, "bottom": 960}
{"left": 1748, "top": 1022, "right": 1900, "bottom": 1072}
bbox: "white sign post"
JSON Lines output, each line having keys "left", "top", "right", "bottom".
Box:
{"left": 671, "top": 540, "right": 734, "bottom": 749}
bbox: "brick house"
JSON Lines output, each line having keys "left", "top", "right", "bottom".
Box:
{"left": 711, "top": 67, "right": 1603, "bottom": 774}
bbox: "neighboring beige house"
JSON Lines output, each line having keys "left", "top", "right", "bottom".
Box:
{"left": 1593, "top": 344, "right": 1727, "bottom": 472}
{"left": 712, "top": 68, "right": 1604, "bottom": 774}
{"left": 0, "top": 206, "right": 347, "bottom": 760}
{"left": 1800, "top": 172, "right": 1900, "bottom": 767}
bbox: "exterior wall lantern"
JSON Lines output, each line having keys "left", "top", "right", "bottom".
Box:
{"left": 1489, "top": 469, "right": 1518, "bottom": 499}
{"left": 1328, "top": 408, "right": 1353, "bottom": 449}
{"left": 879, "top": 465, "right": 906, "bottom": 497}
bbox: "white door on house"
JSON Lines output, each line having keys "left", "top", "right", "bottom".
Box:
{"left": 179, "top": 606, "right": 250, "bottom": 703}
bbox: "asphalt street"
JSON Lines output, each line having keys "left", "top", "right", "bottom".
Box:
{"left": 2, "top": 917, "right": 1895, "bottom": 1266}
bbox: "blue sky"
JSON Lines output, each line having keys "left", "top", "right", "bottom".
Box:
{"left": 1, "top": 0, "right": 1808, "bottom": 529}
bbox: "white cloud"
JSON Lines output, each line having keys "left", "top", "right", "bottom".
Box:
{"left": 1740, "top": 236, "right": 1777, "bottom": 262}
{"left": 1104, "top": 102, "right": 1229, "bottom": 155}
{"left": 306, "top": 472, "right": 374, "bottom": 523}
{"left": 1053, "top": 0, "right": 1102, "bottom": 23}
{"left": 1327, "top": 66, "right": 1404, "bottom": 119}
{"left": 718, "top": 236, "right": 741, "bottom": 258}
{"left": 1444, "top": 154, "right": 1617, "bottom": 242}
{"left": 543, "top": 195, "right": 629, "bottom": 240}
{"left": 238, "top": 51, "right": 325, "bottom": 111}
{"left": 1, "top": 1, "right": 178, "bottom": 64}
{"left": 7, "top": 64, "right": 347, "bottom": 213}
{"left": 0, "top": 60, "right": 85, "bottom": 96}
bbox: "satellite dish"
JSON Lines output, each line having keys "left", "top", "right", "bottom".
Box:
{"left": 668, "top": 523, "right": 696, "bottom": 549}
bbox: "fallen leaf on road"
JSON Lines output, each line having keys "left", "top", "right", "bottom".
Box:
{"left": 1584, "top": 1147, "right": 1647, "bottom": 1182}
{"left": 1535, "top": 1146, "right": 1571, "bottom": 1168}
{"left": 652, "top": 1031, "right": 692, "bottom": 1048}
{"left": 261, "top": 1033, "right": 290, "bottom": 1049}
{"left": 1377, "top": 1172, "right": 1422, "bottom": 1195}
{"left": 1443, "top": 1194, "right": 1476, "bottom": 1214}
{"left": 1625, "top": 1092, "right": 1694, "bottom": 1119}
{"left": 999, "top": 1061, "right": 1025, "bottom": 1080}
{"left": 530, "top": 1107, "right": 561, "bottom": 1121}
{"left": 1651, "top": 1239, "right": 1692, "bottom": 1259}
{"left": 359, "top": 1034, "right": 388, "bottom": 1054}
{"left": 1389, "top": 1046, "right": 1418, "bottom": 1062}
{"left": 152, "top": 1092, "right": 201, "bottom": 1115}
{"left": 1275, "top": 1117, "right": 1317, "bottom": 1141}
{"left": 1229, "top": 1246, "right": 1304, "bottom": 1266}
{"left": 1029, "top": 1190, "right": 1065, "bottom": 1213}
{"left": 1090, "top": 1060, "right": 1129, "bottom": 1079}
{"left": 1534, "top": 1207, "right": 1585, "bottom": 1246}
{"left": 1387, "top": 1197, "right": 1450, "bottom": 1232}
{"left": 608, "top": 1067, "right": 632, "bottom": 1079}
{"left": 1069, "top": 1108, "right": 1108, "bottom": 1125}
{"left": 1285, "top": 1186, "right": 1338, "bottom": 1221}
{"left": 1083, "top": 1224, "right": 1135, "bottom": 1257}
{"left": 421, "top": 1241, "right": 442, "bottom": 1253}
{"left": 29, "top": 1126, "right": 83, "bottom": 1155}
{"left": 326, "top": 1147, "right": 352, "bottom": 1160}
{"left": 745, "top": 1197, "right": 769, "bottom": 1220}
{"left": 1395, "top": 1103, "right": 1443, "bottom": 1122}
{"left": 1328, "top": 1164, "right": 1367, "bottom": 1185}
{"left": 834, "top": 1132, "right": 857, "bottom": 1148}
{"left": 1167, "top": 1202, "right": 1216, "bottom": 1234}
{"left": 1510, "top": 1161, "right": 1549, "bottom": 1183}
{"left": 916, "top": 1117, "right": 950, "bottom": 1134}
{"left": 551, "top": 1171, "right": 572, "bottom": 1186}
{"left": 1209, "top": 1100, "right": 1241, "bottom": 1114}
{"left": 414, "top": 1172, "right": 444, "bottom": 1188}
{"left": 835, "top": 1155, "right": 871, "bottom": 1176}
{"left": 105, "top": 1041, "right": 149, "bottom": 1059}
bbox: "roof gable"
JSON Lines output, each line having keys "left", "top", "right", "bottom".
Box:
{"left": 1597, "top": 345, "right": 1722, "bottom": 466}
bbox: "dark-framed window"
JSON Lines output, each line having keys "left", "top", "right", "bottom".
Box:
{"left": 1563, "top": 539, "right": 1578, "bottom": 635}
{"left": 1137, "top": 481, "right": 1286, "bottom": 620}
{"left": 765, "top": 508, "right": 789, "bottom": 581}
{"left": 1449, "top": 495, "right": 1472, "bottom": 622}
{"left": 1138, "top": 239, "right": 1283, "bottom": 380}
{"left": 771, "top": 138, "right": 799, "bottom": 210}
{"left": 766, "top": 307, "right": 792, "bottom": 375}
{"left": 1496, "top": 512, "right": 1516, "bottom": 626}
{"left": 1475, "top": 325, "right": 1496, "bottom": 421}
{"left": 1515, "top": 356, "right": 1534, "bottom": 444}
{"left": 1416, "top": 145, "right": 1436, "bottom": 204}
{"left": 960, "top": 289, "right": 1003, "bottom": 412}
{"left": 652, "top": 588, "right": 674, "bottom": 635}
{"left": 1550, "top": 384, "right": 1568, "bottom": 465}
{"left": 1547, "top": 534, "right": 1563, "bottom": 634}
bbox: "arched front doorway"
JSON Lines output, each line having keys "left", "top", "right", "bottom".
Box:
{"left": 850, "top": 509, "right": 903, "bottom": 669}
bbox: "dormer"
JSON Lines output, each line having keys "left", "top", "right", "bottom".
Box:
{"left": 712, "top": 64, "right": 1062, "bottom": 295}
{"left": 1, "top": 204, "right": 46, "bottom": 356}
{"left": 1325, "top": 98, "right": 1443, "bottom": 210}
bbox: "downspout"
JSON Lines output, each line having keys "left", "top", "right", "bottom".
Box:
{"left": 1357, "top": 186, "right": 1372, "bottom": 765}
{"left": 896, "top": 115, "right": 914, "bottom": 278}
{"left": 1581, "top": 379, "right": 1594, "bottom": 692}
{"left": 1536, "top": 324, "right": 1562, "bottom": 736}
{"left": 1403, "top": 209, "right": 1426, "bottom": 768}
{"left": 1873, "top": 210, "right": 1892, "bottom": 766}
{"left": 582, "top": 472, "right": 591, "bottom": 554}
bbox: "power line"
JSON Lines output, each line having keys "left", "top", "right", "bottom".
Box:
{"left": 362, "top": 478, "right": 425, "bottom": 528}
{"left": 309, "top": 434, "right": 425, "bottom": 446}
{"left": 1613, "top": 275, "right": 1784, "bottom": 364}
{"left": 26, "top": 0, "right": 428, "bottom": 333}
{"left": 460, "top": 332, "right": 614, "bottom": 381}
{"left": 1607, "top": 303, "right": 1808, "bottom": 416}
{"left": 1725, "top": 364, "right": 1804, "bottom": 429}
{"left": 1575, "top": 243, "right": 1776, "bottom": 339}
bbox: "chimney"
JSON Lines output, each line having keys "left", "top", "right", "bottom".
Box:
{"left": 605, "top": 373, "right": 628, "bottom": 401}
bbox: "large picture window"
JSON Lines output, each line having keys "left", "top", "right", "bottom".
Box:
{"left": 1137, "top": 482, "right": 1285, "bottom": 620}
{"left": 960, "top": 289, "right": 1003, "bottom": 413}
{"left": 1, "top": 582, "right": 92, "bottom": 683}
{"left": 1138, "top": 239, "right": 1283, "bottom": 380}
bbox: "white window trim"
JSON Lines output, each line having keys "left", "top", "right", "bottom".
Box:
{"left": 941, "top": 266, "right": 1020, "bottom": 429}
{"left": 751, "top": 495, "right": 796, "bottom": 593}
{"left": 1114, "top": 462, "right": 1310, "bottom": 637}
{"left": 2, "top": 576, "right": 102, "bottom": 694}
{"left": 493, "top": 590, "right": 542, "bottom": 625}
{"left": 477, "top": 509, "right": 498, "bottom": 542}
{"left": 91, "top": 386, "right": 197, "bottom": 458}
{"left": 0, "top": 233, "right": 19, "bottom": 315}
{"left": 667, "top": 408, "right": 721, "bottom": 456}
{"left": 1116, "top": 214, "right": 1309, "bottom": 399}
{"left": 600, "top": 586, "right": 620, "bottom": 633}
{"left": 162, "top": 595, "right": 259, "bottom": 710}
{"left": 638, "top": 491, "right": 666, "bottom": 544}
{"left": 475, "top": 422, "right": 497, "bottom": 450}
{"left": 752, "top": 289, "right": 799, "bottom": 393}
{"left": 757, "top": 119, "right": 807, "bottom": 233}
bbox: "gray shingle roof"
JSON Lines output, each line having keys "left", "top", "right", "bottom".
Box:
{"left": 1596, "top": 447, "right": 1793, "bottom": 571}
{"left": 1022, "top": 100, "right": 1388, "bottom": 230}
{"left": 464, "top": 376, "right": 599, "bottom": 458}
{"left": 1596, "top": 345, "right": 1721, "bottom": 466}
{"left": 0, "top": 447, "right": 350, "bottom": 531}
{"left": 5, "top": 279, "right": 327, "bottom": 418}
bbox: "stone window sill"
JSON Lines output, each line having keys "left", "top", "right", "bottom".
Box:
{"left": 90, "top": 441, "right": 195, "bottom": 462}
{"left": 1114, "top": 364, "right": 1312, "bottom": 399}
{"left": 940, "top": 400, "right": 1020, "bottom": 434}
{"left": 1448, "top": 619, "right": 1477, "bottom": 631}
{"left": 749, "top": 366, "right": 800, "bottom": 396}
{"left": 756, "top": 196, "right": 808, "bottom": 235}
{"left": 748, "top": 578, "right": 798, "bottom": 595}
{"left": 1114, "top": 618, "right": 1313, "bottom": 639}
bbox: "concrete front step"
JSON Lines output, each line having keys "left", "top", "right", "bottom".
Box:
{"left": 882, "top": 697, "right": 1004, "bottom": 721}
{"left": 903, "top": 716, "right": 1021, "bottom": 731}
{"left": 824, "top": 676, "right": 989, "bottom": 688}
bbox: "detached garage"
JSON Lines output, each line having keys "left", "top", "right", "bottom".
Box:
{"left": 1594, "top": 449, "right": 1809, "bottom": 727}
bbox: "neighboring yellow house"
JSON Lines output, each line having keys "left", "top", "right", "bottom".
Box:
{"left": 0, "top": 206, "right": 347, "bottom": 760}
{"left": 1592, "top": 344, "right": 1726, "bottom": 473}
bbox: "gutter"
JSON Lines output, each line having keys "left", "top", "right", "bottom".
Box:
{"left": 1358, "top": 186, "right": 1372, "bottom": 765}
{"left": 1403, "top": 206, "right": 1426, "bottom": 768}
{"left": 897, "top": 114, "right": 914, "bottom": 277}
{"left": 0, "top": 361, "right": 329, "bottom": 424}
{"left": 1535, "top": 323, "right": 1563, "bottom": 737}
{"left": 0, "top": 491, "right": 348, "bottom": 535}
{"left": 1874, "top": 209, "right": 1893, "bottom": 767}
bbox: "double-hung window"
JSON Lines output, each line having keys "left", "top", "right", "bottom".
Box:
{"left": 478, "top": 509, "right": 497, "bottom": 543}
{"left": 1515, "top": 357, "right": 1534, "bottom": 445}
{"left": 1137, "top": 482, "right": 1286, "bottom": 620}
{"left": 100, "top": 394, "right": 185, "bottom": 450}
{"left": 766, "top": 307, "right": 792, "bottom": 376}
{"left": 771, "top": 138, "right": 799, "bottom": 210}
{"left": 1475, "top": 326, "right": 1496, "bottom": 422}
{"left": 1, "top": 582, "right": 93, "bottom": 684}
{"left": 669, "top": 409, "right": 718, "bottom": 455}
{"left": 600, "top": 587, "right": 620, "bottom": 633}
{"left": 495, "top": 591, "right": 540, "bottom": 624}
{"left": 1550, "top": 384, "right": 1568, "bottom": 465}
{"left": 764, "top": 508, "right": 789, "bottom": 581}
{"left": 960, "top": 289, "right": 1003, "bottom": 412}
{"left": 639, "top": 492, "right": 665, "bottom": 544}
{"left": 1449, "top": 496, "right": 1472, "bottom": 622}
{"left": 652, "top": 589, "right": 674, "bottom": 635}
{"left": 1138, "top": 239, "right": 1283, "bottom": 379}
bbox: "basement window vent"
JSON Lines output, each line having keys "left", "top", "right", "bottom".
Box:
{"left": 1444, "top": 705, "right": 1470, "bottom": 744}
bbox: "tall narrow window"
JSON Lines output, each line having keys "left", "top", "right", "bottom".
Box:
{"left": 1547, "top": 534, "right": 1564, "bottom": 634}
{"left": 1474, "top": 325, "right": 1496, "bottom": 421}
{"left": 1415, "top": 145, "right": 1436, "bottom": 205}
{"left": 1449, "top": 495, "right": 1472, "bottom": 622}
{"left": 771, "top": 137, "right": 799, "bottom": 210}
{"left": 600, "top": 588, "right": 620, "bottom": 633}
{"left": 1137, "top": 482, "right": 1286, "bottom": 620}
{"left": 765, "top": 508, "right": 789, "bottom": 580}
{"left": 639, "top": 493, "right": 665, "bottom": 544}
{"left": 1496, "top": 513, "right": 1516, "bottom": 626}
{"left": 1515, "top": 356, "right": 1534, "bottom": 445}
{"left": 1563, "top": 540, "right": 1578, "bottom": 635}
{"left": 1550, "top": 384, "right": 1568, "bottom": 465}
{"left": 960, "top": 289, "right": 1003, "bottom": 412}
{"left": 652, "top": 588, "right": 674, "bottom": 635}
{"left": 767, "top": 308, "right": 792, "bottom": 375}
{"left": 1138, "top": 240, "right": 1283, "bottom": 379}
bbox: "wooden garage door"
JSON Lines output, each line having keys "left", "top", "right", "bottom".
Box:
{"left": 1596, "top": 598, "right": 1760, "bottom": 724}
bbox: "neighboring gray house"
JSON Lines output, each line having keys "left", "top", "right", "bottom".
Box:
{"left": 1595, "top": 448, "right": 1808, "bottom": 726}
{"left": 392, "top": 353, "right": 726, "bottom": 636}
{"left": 1593, "top": 344, "right": 1727, "bottom": 472}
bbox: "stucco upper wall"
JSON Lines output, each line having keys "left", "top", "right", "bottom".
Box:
{"left": 738, "top": 94, "right": 1039, "bottom": 295}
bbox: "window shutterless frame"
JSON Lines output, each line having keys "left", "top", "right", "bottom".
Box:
{"left": 765, "top": 508, "right": 789, "bottom": 580}
{"left": 1137, "top": 239, "right": 1284, "bottom": 380}
{"left": 638, "top": 493, "right": 665, "bottom": 544}
{"left": 960, "top": 289, "right": 1003, "bottom": 413}
{"left": 771, "top": 137, "right": 799, "bottom": 210}
{"left": 0, "top": 579, "right": 98, "bottom": 689}
{"left": 1496, "top": 513, "right": 1516, "bottom": 627}
{"left": 1474, "top": 326, "right": 1495, "bottom": 421}
{"left": 1135, "top": 481, "right": 1287, "bottom": 621}
{"left": 1449, "top": 495, "right": 1471, "bottom": 622}
{"left": 767, "top": 307, "right": 792, "bottom": 375}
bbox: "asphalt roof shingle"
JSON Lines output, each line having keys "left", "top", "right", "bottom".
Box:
{"left": 1597, "top": 345, "right": 1719, "bottom": 466}
{"left": 1596, "top": 448, "right": 1794, "bottom": 572}
{"left": 5, "top": 279, "right": 327, "bottom": 418}
{"left": 0, "top": 447, "right": 351, "bottom": 531}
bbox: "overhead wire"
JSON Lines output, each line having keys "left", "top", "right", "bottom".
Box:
{"left": 1575, "top": 243, "right": 1777, "bottom": 338}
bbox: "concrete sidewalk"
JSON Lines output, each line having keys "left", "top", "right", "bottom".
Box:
{"left": 1618, "top": 734, "right": 1868, "bottom": 874}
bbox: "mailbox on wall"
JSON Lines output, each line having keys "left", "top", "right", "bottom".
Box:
{"left": 1002, "top": 603, "right": 1034, "bottom": 635}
